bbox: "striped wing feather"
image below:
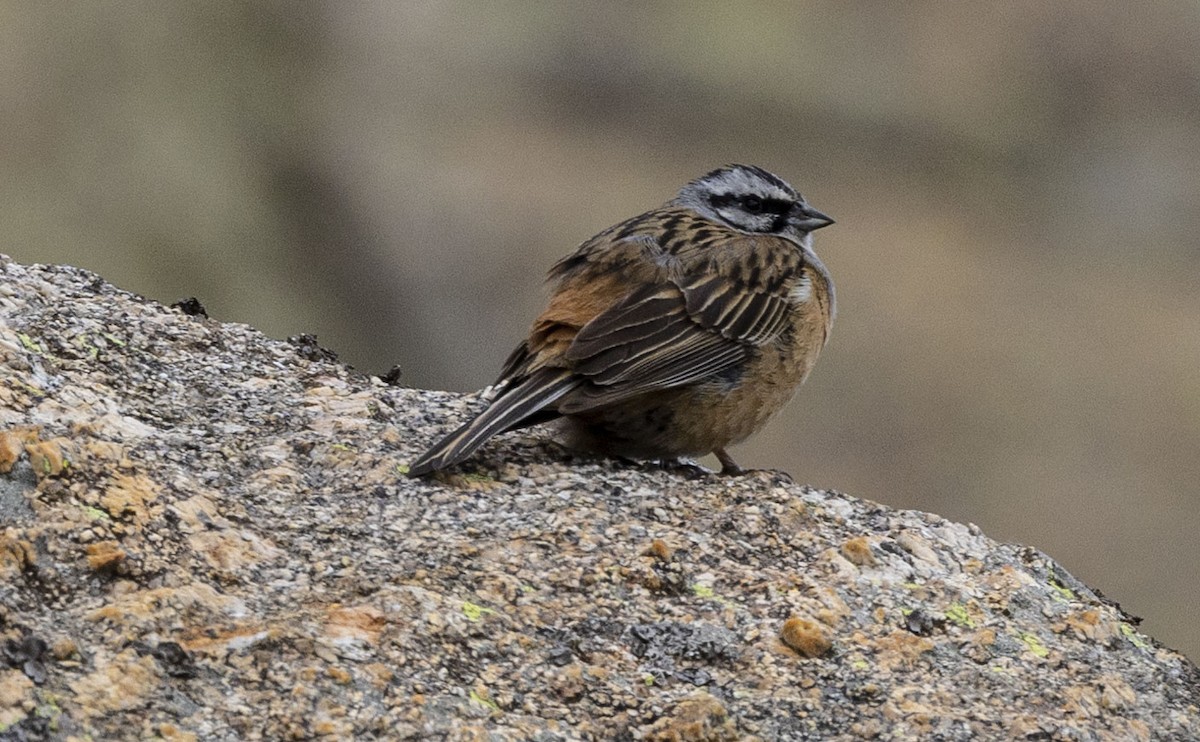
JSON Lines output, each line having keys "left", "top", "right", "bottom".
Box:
{"left": 559, "top": 272, "right": 793, "bottom": 413}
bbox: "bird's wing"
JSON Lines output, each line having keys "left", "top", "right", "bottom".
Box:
{"left": 558, "top": 269, "right": 794, "bottom": 413}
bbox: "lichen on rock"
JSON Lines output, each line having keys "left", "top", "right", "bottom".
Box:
{"left": 1, "top": 254, "right": 1198, "bottom": 740}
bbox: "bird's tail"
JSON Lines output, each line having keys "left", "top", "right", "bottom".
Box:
{"left": 406, "top": 370, "right": 577, "bottom": 476}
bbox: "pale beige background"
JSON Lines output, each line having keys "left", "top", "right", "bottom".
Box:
{"left": 3, "top": 3, "right": 1198, "bottom": 660}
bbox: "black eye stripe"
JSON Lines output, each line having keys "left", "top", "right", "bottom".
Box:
{"left": 739, "top": 196, "right": 791, "bottom": 216}
{"left": 708, "top": 194, "right": 793, "bottom": 216}
{"left": 757, "top": 197, "right": 793, "bottom": 216}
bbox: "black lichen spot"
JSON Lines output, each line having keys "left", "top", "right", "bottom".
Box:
{"left": 133, "top": 640, "right": 198, "bottom": 679}
{"left": 674, "top": 667, "right": 712, "bottom": 686}
{"left": 539, "top": 617, "right": 626, "bottom": 666}
{"left": 379, "top": 365, "right": 403, "bottom": 386}
{"left": 627, "top": 622, "right": 739, "bottom": 664}
{"left": 0, "top": 714, "right": 52, "bottom": 741}
{"left": 546, "top": 645, "right": 575, "bottom": 667}
{"left": 170, "top": 297, "right": 208, "bottom": 318}
{"left": 152, "top": 641, "right": 199, "bottom": 679}
{"left": 903, "top": 608, "right": 944, "bottom": 637}
{"left": 2, "top": 634, "right": 49, "bottom": 685}
{"left": 287, "top": 333, "right": 339, "bottom": 363}
{"left": 627, "top": 622, "right": 738, "bottom": 686}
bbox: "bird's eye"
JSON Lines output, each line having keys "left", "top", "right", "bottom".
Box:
{"left": 742, "top": 196, "right": 763, "bottom": 213}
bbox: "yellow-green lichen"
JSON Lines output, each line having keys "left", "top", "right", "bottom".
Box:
{"left": 11, "top": 378, "right": 46, "bottom": 396}
{"left": 17, "top": 333, "right": 42, "bottom": 354}
{"left": 1120, "top": 622, "right": 1151, "bottom": 650}
{"left": 690, "top": 583, "right": 733, "bottom": 608}
{"left": 1047, "top": 577, "right": 1075, "bottom": 601}
{"left": 469, "top": 689, "right": 501, "bottom": 713}
{"left": 944, "top": 603, "right": 975, "bottom": 628}
{"left": 35, "top": 698, "right": 62, "bottom": 730}
{"left": 1020, "top": 632, "right": 1049, "bottom": 658}
{"left": 462, "top": 601, "right": 495, "bottom": 622}
{"left": 39, "top": 454, "right": 69, "bottom": 475}
{"left": 84, "top": 506, "right": 111, "bottom": 521}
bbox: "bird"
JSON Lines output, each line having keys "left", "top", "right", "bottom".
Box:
{"left": 407, "top": 164, "right": 835, "bottom": 477}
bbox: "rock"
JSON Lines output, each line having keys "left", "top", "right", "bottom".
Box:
{"left": 0, "top": 254, "right": 1197, "bottom": 740}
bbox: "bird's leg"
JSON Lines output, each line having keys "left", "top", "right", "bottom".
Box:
{"left": 715, "top": 449, "right": 797, "bottom": 484}
{"left": 714, "top": 448, "right": 744, "bottom": 476}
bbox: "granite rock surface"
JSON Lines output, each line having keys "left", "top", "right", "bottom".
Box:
{"left": 1, "top": 255, "right": 1197, "bottom": 740}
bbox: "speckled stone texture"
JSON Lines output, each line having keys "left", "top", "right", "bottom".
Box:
{"left": 1, "top": 254, "right": 1198, "bottom": 741}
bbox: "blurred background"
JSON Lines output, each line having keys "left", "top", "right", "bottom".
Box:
{"left": 2, "top": 3, "right": 1197, "bottom": 660}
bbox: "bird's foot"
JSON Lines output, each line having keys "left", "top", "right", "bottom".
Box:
{"left": 644, "top": 458, "right": 714, "bottom": 479}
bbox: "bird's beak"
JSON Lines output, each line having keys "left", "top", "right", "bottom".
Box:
{"left": 792, "top": 203, "right": 835, "bottom": 232}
